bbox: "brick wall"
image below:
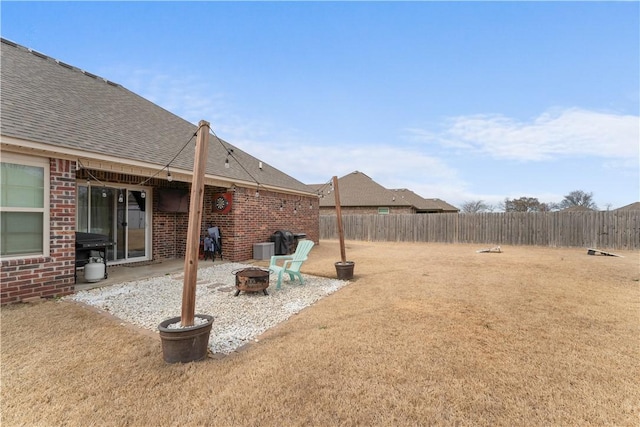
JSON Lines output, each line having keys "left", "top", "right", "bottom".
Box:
{"left": 1, "top": 159, "right": 76, "bottom": 304}
{"left": 151, "top": 185, "right": 319, "bottom": 262}
{"left": 151, "top": 210, "right": 190, "bottom": 260}
{"left": 201, "top": 187, "right": 319, "bottom": 262}
{"left": 155, "top": 185, "right": 229, "bottom": 260}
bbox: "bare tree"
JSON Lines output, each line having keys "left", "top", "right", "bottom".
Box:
{"left": 559, "top": 190, "right": 598, "bottom": 210}
{"left": 503, "top": 197, "right": 550, "bottom": 212}
{"left": 460, "top": 200, "right": 493, "bottom": 213}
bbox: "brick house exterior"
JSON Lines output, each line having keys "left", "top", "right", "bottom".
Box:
{"left": 1, "top": 39, "right": 318, "bottom": 305}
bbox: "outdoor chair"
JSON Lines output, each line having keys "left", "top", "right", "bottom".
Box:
{"left": 269, "top": 239, "right": 315, "bottom": 289}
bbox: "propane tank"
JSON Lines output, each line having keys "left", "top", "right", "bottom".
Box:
{"left": 84, "top": 257, "right": 105, "bottom": 283}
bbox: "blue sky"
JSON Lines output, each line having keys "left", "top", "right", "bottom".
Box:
{"left": 2, "top": 1, "right": 638, "bottom": 210}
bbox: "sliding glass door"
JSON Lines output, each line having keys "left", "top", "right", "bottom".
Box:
{"left": 77, "top": 183, "right": 150, "bottom": 263}
{"left": 120, "top": 190, "right": 147, "bottom": 259}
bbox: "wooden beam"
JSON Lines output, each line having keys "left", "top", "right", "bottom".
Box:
{"left": 181, "top": 120, "right": 210, "bottom": 326}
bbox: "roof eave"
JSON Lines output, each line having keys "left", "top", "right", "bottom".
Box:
{"left": 1, "top": 135, "right": 316, "bottom": 196}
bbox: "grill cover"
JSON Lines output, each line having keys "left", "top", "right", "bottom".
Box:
{"left": 75, "top": 232, "right": 113, "bottom": 248}
{"left": 270, "top": 230, "right": 294, "bottom": 255}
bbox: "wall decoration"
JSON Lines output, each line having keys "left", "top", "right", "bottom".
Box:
{"left": 213, "top": 192, "right": 232, "bottom": 214}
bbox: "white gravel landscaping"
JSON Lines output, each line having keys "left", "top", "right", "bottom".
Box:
{"left": 65, "top": 262, "right": 349, "bottom": 355}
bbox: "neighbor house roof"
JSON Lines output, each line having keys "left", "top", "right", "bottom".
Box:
{"left": 389, "top": 189, "right": 459, "bottom": 213}
{"left": 311, "top": 171, "right": 409, "bottom": 208}
{"left": 310, "top": 171, "right": 458, "bottom": 212}
{"left": 0, "top": 38, "right": 313, "bottom": 195}
{"left": 614, "top": 202, "right": 640, "bottom": 211}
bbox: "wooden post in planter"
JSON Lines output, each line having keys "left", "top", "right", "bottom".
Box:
{"left": 333, "top": 175, "right": 347, "bottom": 263}
{"left": 333, "top": 176, "right": 354, "bottom": 280}
{"left": 181, "top": 120, "right": 210, "bottom": 326}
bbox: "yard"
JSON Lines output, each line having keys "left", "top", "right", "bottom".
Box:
{"left": 2, "top": 240, "right": 638, "bottom": 426}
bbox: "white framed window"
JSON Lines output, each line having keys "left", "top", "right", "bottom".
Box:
{"left": 0, "top": 153, "right": 50, "bottom": 258}
{"left": 378, "top": 207, "right": 390, "bottom": 215}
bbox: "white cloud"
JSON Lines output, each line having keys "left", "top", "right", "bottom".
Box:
{"left": 109, "top": 68, "right": 637, "bottom": 208}
{"left": 232, "top": 137, "right": 462, "bottom": 189}
{"left": 410, "top": 108, "right": 639, "bottom": 161}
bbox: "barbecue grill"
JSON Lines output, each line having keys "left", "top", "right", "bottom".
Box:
{"left": 75, "top": 232, "right": 114, "bottom": 283}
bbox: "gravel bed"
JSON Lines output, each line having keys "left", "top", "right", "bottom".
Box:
{"left": 65, "top": 263, "right": 349, "bottom": 355}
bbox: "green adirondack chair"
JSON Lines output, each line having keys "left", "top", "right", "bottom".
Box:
{"left": 269, "top": 239, "right": 315, "bottom": 289}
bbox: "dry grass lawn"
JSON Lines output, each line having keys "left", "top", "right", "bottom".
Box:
{"left": 2, "top": 240, "right": 639, "bottom": 426}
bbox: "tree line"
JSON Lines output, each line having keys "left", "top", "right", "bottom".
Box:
{"left": 461, "top": 190, "right": 599, "bottom": 213}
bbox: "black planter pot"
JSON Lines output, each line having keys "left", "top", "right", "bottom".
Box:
{"left": 335, "top": 261, "right": 355, "bottom": 280}
{"left": 158, "top": 314, "right": 213, "bottom": 363}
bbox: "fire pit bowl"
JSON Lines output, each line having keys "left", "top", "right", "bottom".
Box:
{"left": 233, "top": 267, "right": 270, "bottom": 296}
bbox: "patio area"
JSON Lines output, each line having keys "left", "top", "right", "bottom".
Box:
{"left": 74, "top": 258, "right": 232, "bottom": 291}
{"left": 71, "top": 257, "right": 349, "bottom": 355}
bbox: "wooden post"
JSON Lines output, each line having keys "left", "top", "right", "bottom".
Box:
{"left": 181, "top": 120, "right": 210, "bottom": 326}
{"left": 333, "top": 176, "right": 347, "bottom": 263}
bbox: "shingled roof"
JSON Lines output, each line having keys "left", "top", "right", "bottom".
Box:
{"left": 0, "top": 38, "right": 313, "bottom": 195}
{"left": 614, "top": 202, "right": 640, "bottom": 211}
{"left": 389, "top": 189, "right": 459, "bottom": 213}
{"left": 311, "top": 171, "right": 409, "bottom": 208}
{"left": 310, "top": 171, "right": 458, "bottom": 212}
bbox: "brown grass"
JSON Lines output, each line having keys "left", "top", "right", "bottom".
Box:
{"left": 2, "top": 240, "right": 639, "bottom": 426}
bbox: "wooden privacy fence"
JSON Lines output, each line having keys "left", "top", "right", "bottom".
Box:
{"left": 319, "top": 211, "right": 640, "bottom": 250}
